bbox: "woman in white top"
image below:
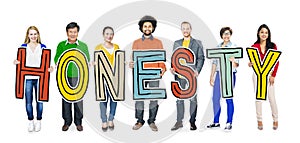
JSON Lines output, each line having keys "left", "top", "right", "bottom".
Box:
{"left": 14, "top": 26, "right": 53, "bottom": 132}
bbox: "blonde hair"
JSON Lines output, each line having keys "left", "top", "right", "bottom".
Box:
{"left": 24, "top": 26, "right": 41, "bottom": 43}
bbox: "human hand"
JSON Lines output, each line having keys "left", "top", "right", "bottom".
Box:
{"left": 210, "top": 77, "right": 214, "bottom": 86}
{"left": 13, "top": 60, "right": 20, "bottom": 65}
{"left": 170, "top": 68, "right": 175, "bottom": 75}
{"left": 48, "top": 66, "right": 54, "bottom": 73}
{"left": 129, "top": 61, "right": 135, "bottom": 68}
{"left": 248, "top": 62, "right": 253, "bottom": 67}
{"left": 269, "top": 76, "right": 275, "bottom": 86}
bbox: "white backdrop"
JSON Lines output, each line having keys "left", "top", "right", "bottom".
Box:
{"left": 1, "top": 0, "right": 297, "bottom": 142}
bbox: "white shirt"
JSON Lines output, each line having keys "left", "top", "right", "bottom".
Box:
{"left": 25, "top": 44, "right": 43, "bottom": 79}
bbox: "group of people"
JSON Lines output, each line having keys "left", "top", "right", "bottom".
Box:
{"left": 14, "top": 15, "right": 279, "bottom": 133}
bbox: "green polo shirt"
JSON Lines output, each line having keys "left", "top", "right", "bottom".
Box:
{"left": 54, "top": 40, "right": 90, "bottom": 77}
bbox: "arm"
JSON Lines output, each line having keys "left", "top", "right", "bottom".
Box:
{"left": 195, "top": 40, "right": 205, "bottom": 74}
{"left": 210, "top": 63, "right": 217, "bottom": 86}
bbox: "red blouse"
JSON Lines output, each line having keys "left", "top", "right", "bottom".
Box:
{"left": 251, "top": 43, "right": 279, "bottom": 77}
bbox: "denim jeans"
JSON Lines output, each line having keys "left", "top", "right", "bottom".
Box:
{"left": 175, "top": 80, "right": 198, "bottom": 123}
{"left": 100, "top": 86, "right": 117, "bottom": 123}
{"left": 213, "top": 71, "right": 236, "bottom": 124}
{"left": 62, "top": 77, "right": 83, "bottom": 126}
{"left": 135, "top": 81, "right": 159, "bottom": 125}
{"left": 25, "top": 79, "right": 43, "bottom": 120}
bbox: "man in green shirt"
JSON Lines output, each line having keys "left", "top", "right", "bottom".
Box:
{"left": 54, "top": 22, "right": 90, "bottom": 132}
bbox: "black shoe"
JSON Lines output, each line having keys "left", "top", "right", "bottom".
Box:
{"left": 62, "top": 125, "right": 69, "bottom": 131}
{"left": 190, "top": 123, "right": 197, "bottom": 130}
{"left": 171, "top": 122, "right": 183, "bottom": 131}
{"left": 76, "top": 125, "right": 83, "bottom": 131}
{"left": 207, "top": 123, "right": 220, "bottom": 128}
{"left": 224, "top": 123, "right": 232, "bottom": 131}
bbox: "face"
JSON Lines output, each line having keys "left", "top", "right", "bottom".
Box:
{"left": 142, "top": 22, "right": 153, "bottom": 36}
{"left": 181, "top": 23, "right": 191, "bottom": 38}
{"left": 67, "top": 27, "right": 78, "bottom": 43}
{"left": 28, "top": 29, "right": 38, "bottom": 43}
{"left": 103, "top": 28, "right": 114, "bottom": 43}
{"left": 222, "top": 30, "right": 231, "bottom": 42}
{"left": 259, "top": 27, "right": 269, "bottom": 41}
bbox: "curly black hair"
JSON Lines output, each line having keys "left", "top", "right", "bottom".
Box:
{"left": 138, "top": 15, "right": 157, "bottom": 33}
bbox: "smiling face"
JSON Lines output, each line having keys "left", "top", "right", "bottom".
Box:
{"left": 259, "top": 27, "right": 269, "bottom": 42}
{"left": 222, "top": 30, "right": 231, "bottom": 43}
{"left": 28, "top": 29, "right": 38, "bottom": 43}
{"left": 103, "top": 28, "right": 114, "bottom": 43}
{"left": 67, "top": 27, "right": 78, "bottom": 43}
{"left": 181, "top": 23, "right": 191, "bottom": 38}
{"left": 142, "top": 22, "right": 153, "bottom": 36}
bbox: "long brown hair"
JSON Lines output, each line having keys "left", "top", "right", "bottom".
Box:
{"left": 24, "top": 26, "right": 41, "bottom": 44}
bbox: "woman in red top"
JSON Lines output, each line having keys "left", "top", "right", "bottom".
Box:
{"left": 249, "top": 24, "right": 279, "bottom": 130}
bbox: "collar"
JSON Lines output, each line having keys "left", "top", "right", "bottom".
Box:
{"left": 219, "top": 41, "right": 232, "bottom": 47}
{"left": 65, "top": 39, "right": 79, "bottom": 45}
{"left": 142, "top": 34, "right": 154, "bottom": 41}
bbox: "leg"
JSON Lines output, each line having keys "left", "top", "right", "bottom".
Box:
{"left": 135, "top": 101, "right": 145, "bottom": 124}
{"left": 176, "top": 100, "right": 184, "bottom": 122}
{"left": 148, "top": 100, "right": 159, "bottom": 124}
{"left": 74, "top": 100, "right": 83, "bottom": 126}
{"left": 108, "top": 90, "right": 117, "bottom": 122}
{"left": 226, "top": 72, "right": 236, "bottom": 124}
{"left": 189, "top": 94, "right": 198, "bottom": 124}
{"left": 100, "top": 100, "right": 108, "bottom": 123}
{"left": 25, "top": 79, "right": 34, "bottom": 120}
{"left": 62, "top": 99, "right": 72, "bottom": 126}
{"left": 268, "top": 84, "right": 278, "bottom": 122}
{"left": 213, "top": 72, "right": 221, "bottom": 123}
{"left": 33, "top": 79, "right": 43, "bottom": 120}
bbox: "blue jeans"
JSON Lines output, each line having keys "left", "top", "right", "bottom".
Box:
{"left": 25, "top": 79, "right": 43, "bottom": 120}
{"left": 100, "top": 87, "right": 117, "bottom": 123}
{"left": 176, "top": 80, "right": 198, "bottom": 123}
{"left": 213, "top": 71, "right": 236, "bottom": 124}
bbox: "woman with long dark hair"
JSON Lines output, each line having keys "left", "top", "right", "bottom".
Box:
{"left": 248, "top": 24, "right": 279, "bottom": 130}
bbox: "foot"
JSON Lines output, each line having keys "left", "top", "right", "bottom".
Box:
{"left": 132, "top": 122, "right": 143, "bottom": 130}
{"left": 224, "top": 123, "right": 232, "bottom": 131}
{"left": 35, "top": 120, "right": 41, "bottom": 132}
{"left": 28, "top": 120, "right": 34, "bottom": 132}
{"left": 206, "top": 123, "right": 220, "bottom": 129}
{"left": 149, "top": 123, "right": 158, "bottom": 131}
{"left": 190, "top": 122, "right": 197, "bottom": 130}
{"left": 76, "top": 125, "right": 83, "bottom": 131}
{"left": 257, "top": 121, "right": 263, "bottom": 130}
{"left": 62, "top": 124, "right": 69, "bottom": 131}
{"left": 171, "top": 121, "right": 183, "bottom": 131}
{"left": 273, "top": 121, "right": 278, "bottom": 130}
{"left": 102, "top": 122, "right": 108, "bottom": 132}
{"left": 108, "top": 121, "right": 114, "bottom": 130}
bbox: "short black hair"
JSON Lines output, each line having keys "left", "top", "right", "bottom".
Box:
{"left": 66, "top": 22, "right": 80, "bottom": 32}
{"left": 220, "top": 27, "right": 232, "bottom": 38}
{"left": 138, "top": 15, "right": 157, "bottom": 33}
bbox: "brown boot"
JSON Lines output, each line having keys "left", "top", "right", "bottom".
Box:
{"left": 257, "top": 121, "right": 263, "bottom": 130}
{"left": 273, "top": 121, "right": 278, "bottom": 130}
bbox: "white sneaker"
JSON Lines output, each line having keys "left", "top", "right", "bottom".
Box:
{"left": 28, "top": 120, "right": 34, "bottom": 132}
{"left": 35, "top": 120, "right": 41, "bottom": 132}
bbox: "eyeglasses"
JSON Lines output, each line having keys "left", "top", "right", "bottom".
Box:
{"left": 223, "top": 32, "right": 231, "bottom": 36}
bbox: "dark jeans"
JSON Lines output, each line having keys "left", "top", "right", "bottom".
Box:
{"left": 25, "top": 79, "right": 43, "bottom": 120}
{"left": 62, "top": 77, "right": 83, "bottom": 126}
{"left": 175, "top": 79, "right": 197, "bottom": 123}
{"left": 135, "top": 81, "right": 159, "bottom": 125}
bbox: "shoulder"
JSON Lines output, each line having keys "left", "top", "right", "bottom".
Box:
{"left": 272, "top": 42, "right": 277, "bottom": 49}
{"left": 95, "top": 44, "right": 103, "bottom": 50}
{"left": 58, "top": 40, "right": 66, "bottom": 46}
{"left": 113, "top": 43, "right": 119, "bottom": 49}
{"left": 192, "top": 38, "right": 203, "bottom": 46}
{"left": 153, "top": 37, "right": 163, "bottom": 43}
{"left": 251, "top": 43, "right": 260, "bottom": 48}
{"left": 20, "top": 43, "right": 27, "bottom": 48}
{"left": 78, "top": 40, "right": 88, "bottom": 47}
{"left": 40, "top": 43, "right": 47, "bottom": 48}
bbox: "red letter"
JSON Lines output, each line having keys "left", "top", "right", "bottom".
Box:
{"left": 171, "top": 48, "right": 196, "bottom": 99}
{"left": 15, "top": 48, "right": 51, "bottom": 101}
